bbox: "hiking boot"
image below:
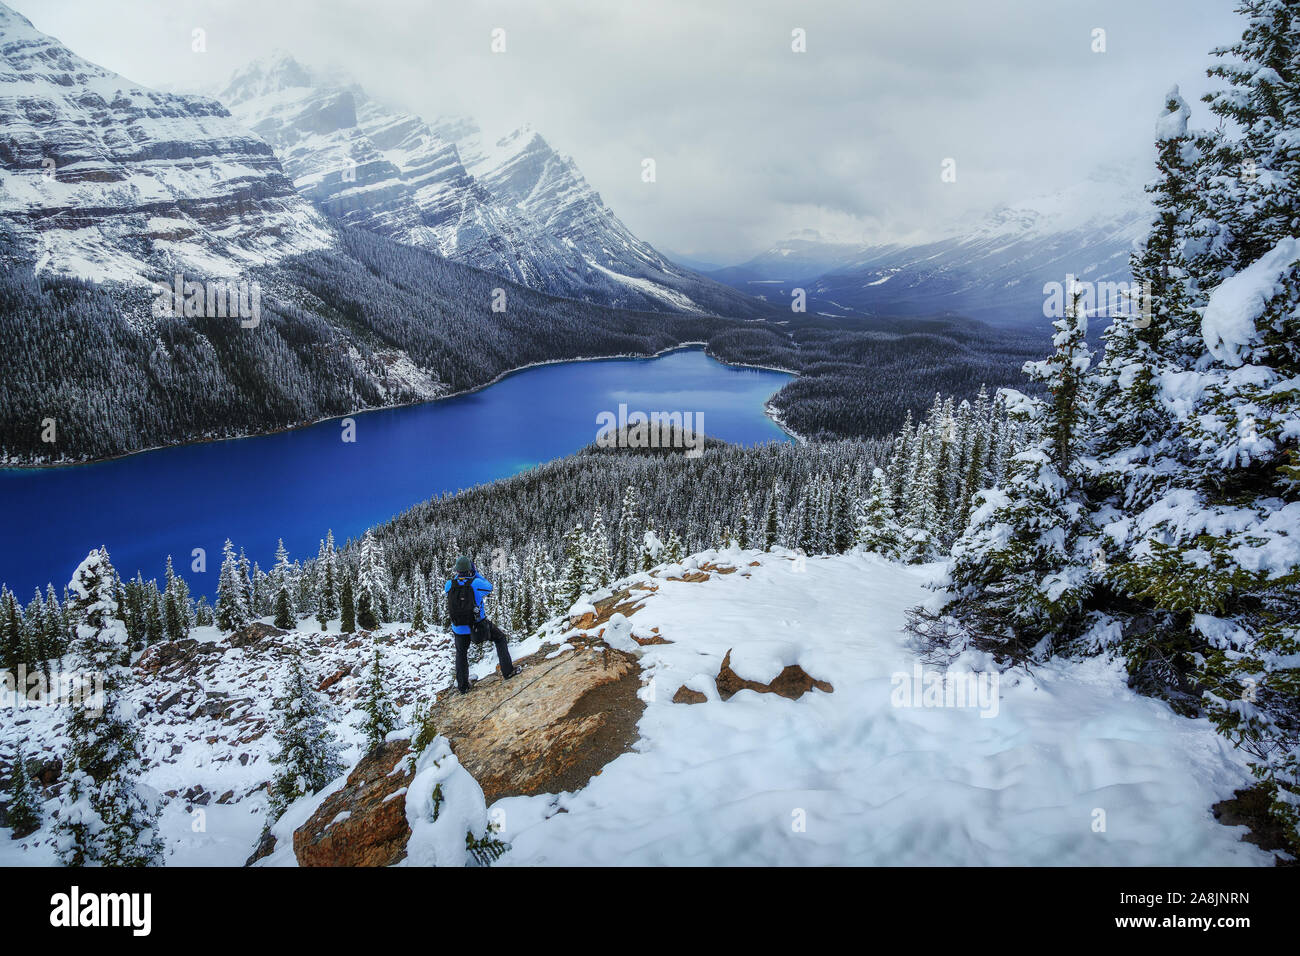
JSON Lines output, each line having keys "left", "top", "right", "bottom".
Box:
{"left": 504, "top": 663, "right": 525, "bottom": 681}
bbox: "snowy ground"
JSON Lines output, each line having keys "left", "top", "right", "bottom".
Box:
{"left": 492, "top": 550, "right": 1273, "bottom": 866}
{"left": 0, "top": 549, "right": 1273, "bottom": 866}
{"left": 0, "top": 618, "right": 502, "bottom": 866}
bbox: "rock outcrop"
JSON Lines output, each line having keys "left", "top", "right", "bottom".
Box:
{"left": 422, "top": 638, "right": 645, "bottom": 803}
{"left": 295, "top": 737, "right": 414, "bottom": 867}
{"left": 287, "top": 629, "right": 647, "bottom": 865}
{"left": 715, "top": 649, "right": 833, "bottom": 701}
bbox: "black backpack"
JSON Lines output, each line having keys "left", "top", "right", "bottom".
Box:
{"left": 448, "top": 578, "right": 479, "bottom": 629}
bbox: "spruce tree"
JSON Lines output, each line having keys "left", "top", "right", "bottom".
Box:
{"left": 215, "top": 539, "right": 251, "bottom": 633}
{"left": 762, "top": 485, "right": 781, "bottom": 551}
{"left": 358, "top": 646, "right": 399, "bottom": 751}
{"left": 586, "top": 509, "right": 612, "bottom": 589}
{"left": 856, "top": 468, "right": 903, "bottom": 559}
{"left": 941, "top": 304, "right": 1095, "bottom": 659}
{"left": 315, "top": 532, "right": 339, "bottom": 630}
{"left": 54, "top": 548, "right": 164, "bottom": 866}
{"left": 267, "top": 657, "right": 344, "bottom": 823}
{"left": 5, "top": 739, "right": 42, "bottom": 838}
{"left": 411, "top": 576, "right": 427, "bottom": 631}
{"left": 193, "top": 595, "right": 214, "bottom": 627}
{"left": 340, "top": 576, "right": 356, "bottom": 634}
{"left": 355, "top": 531, "right": 390, "bottom": 630}
{"left": 161, "top": 555, "right": 190, "bottom": 643}
{"left": 273, "top": 586, "right": 294, "bottom": 630}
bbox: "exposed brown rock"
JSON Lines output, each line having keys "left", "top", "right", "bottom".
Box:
{"left": 244, "top": 828, "right": 278, "bottom": 867}
{"left": 136, "top": 637, "right": 224, "bottom": 676}
{"left": 317, "top": 667, "right": 351, "bottom": 692}
{"left": 228, "top": 622, "right": 287, "bottom": 649}
{"left": 33, "top": 756, "right": 62, "bottom": 785}
{"left": 666, "top": 570, "right": 711, "bottom": 583}
{"left": 1213, "top": 784, "right": 1297, "bottom": 864}
{"left": 568, "top": 583, "right": 656, "bottom": 632}
{"left": 423, "top": 643, "right": 645, "bottom": 804}
{"left": 715, "top": 649, "right": 833, "bottom": 702}
{"left": 633, "top": 632, "right": 671, "bottom": 646}
{"left": 672, "top": 685, "right": 708, "bottom": 705}
{"left": 295, "top": 737, "right": 415, "bottom": 867}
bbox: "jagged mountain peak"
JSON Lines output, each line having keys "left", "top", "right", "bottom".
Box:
{"left": 0, "top": 4, "right": 335, "bottom": 284}
{"left": 213, "top": 57, "right": 760, "bottom": 316}
{"left": 219, "top": 50, "right": 321, "bottom": 104}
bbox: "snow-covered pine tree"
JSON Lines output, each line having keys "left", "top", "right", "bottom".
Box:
{"left": 639, "top": 523, "right": 663, "bottom": 573}
{"left": 267, "top": 656, "right": 345, "bottom": 822}
{"left": 957, "top": 385, "right": 992, "bottom": 529}
{"left": 315, "top": 532, "right": 339, "bottom": 630}
{"left": 735, "top": 489, "right": 754, "bottom": 549}
{"left": 43, "top": 584, "right": 65, "bottom": 664}
{"left": 831, "top": 472, "right": 856, "bottom": 553}
{"left": 237, "top": 547, "right": 254, "bottom": 613}
{"left": 193, "top": 595, "right": 213, "bottom": 627}
{"left": 0, "top": 587, "right": 22, "bottom": 676}
{"left": 4, "top": 738, "right": 42, "bottom": 837}
{"left": 357, "top": 646, "right": 399, "bottom": 751}
{"left": 340, "top": 576, "right": 356, "bottom": 634}
{"left": 1096, "top": 3, "right": 1300, "bottom": 850}
{"left": 560, "top": 523, "right": 588, "bottom": 606}
{"left": 411, "top": 575, "right": 427, "bottom": 632}
{"left": 215, "top": 539, "right": 251, "bottom": 633}
{"left": 355, "top": 530, "right": 391, "bottom": 631}
{"left": 54, "top": 548, "right": 164, "bottom": 866}
{"left": 940, "top": 299, "right": 1096, "bottom": 659}
{"left": 1090, "top": 90, "right": 1201, "bottom": 517}
{"left": 251, "top": 563, "right": 270, "bottom": 617}
{"left": 762, "top": 484, "right": 781, "bottom": 551}
{"left": 271, "top": 539, "right": 294, "bottom": 609}
{"left": 899, "top": 435, "right": 941, "bottom": 563}
{"left": 143, "top": 579, "right": 164, "bottom": 646}
{"left": 585, "top": 509, "right": 612, "bottom": 590}
{"left": 856, "top": 467, "right": 903, "bottom": 558}
{"left": 161, "top": 555, "right": 191, "bottom": 643}
{"left": 614, "top": 485, "right": 640, "bottom": 578}
{"left": 662, "top": 529, "right": 685, "bottom": 565}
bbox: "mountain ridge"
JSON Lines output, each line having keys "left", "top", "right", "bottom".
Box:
{"left": 214, "top": 52, "right": 763, "bottom": 318}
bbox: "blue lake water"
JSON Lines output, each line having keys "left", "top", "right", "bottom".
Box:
{"left": 0, "top": 348, "right": 792, "bottom": 597}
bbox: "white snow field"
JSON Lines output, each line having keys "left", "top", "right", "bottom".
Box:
{"left": 493, "top": 550, "right": 1273, "bottom": 866}
{"left": 0, "top": 549, "right": 1273, "bottom": 866}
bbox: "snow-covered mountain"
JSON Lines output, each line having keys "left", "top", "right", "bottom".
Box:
{"left": 0, "top": 4, "right": 334, "bottom": 284}
{"left": 712, "top": 175, "right": 1149, "bottom": 326}
{"left": 216, "top": 53, "right": 760, "bottom": 317}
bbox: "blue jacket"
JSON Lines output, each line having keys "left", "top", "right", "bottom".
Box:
{"left": 445, "top": 573, "right": 492, "bottom": 635}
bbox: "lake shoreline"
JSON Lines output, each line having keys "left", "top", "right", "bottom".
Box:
{"left": 2, "top": 342, "right": 800, "bottom": 472}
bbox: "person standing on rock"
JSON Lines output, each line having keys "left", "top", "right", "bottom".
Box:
{"left": 446, "top": 555, "right": 520, "bottom": 694}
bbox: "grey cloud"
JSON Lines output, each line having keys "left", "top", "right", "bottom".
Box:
{"left": 13, "top": 0, "right": 1244, "bottom": 263}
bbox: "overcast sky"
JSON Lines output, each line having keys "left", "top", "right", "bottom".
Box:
{"left": 12, "top": 0, "right": 1243, "bottom": 264}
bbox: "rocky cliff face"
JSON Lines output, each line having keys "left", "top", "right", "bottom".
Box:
{"left": 216, "top": 53, "right": 760, "bottom": 317}
{"left": 0, "top": 4, "right": 334, "bottom": 286}
{"left": 286, "top": 631, "right": 645, "bottom": 866}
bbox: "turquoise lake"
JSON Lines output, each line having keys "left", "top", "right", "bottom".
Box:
{"left": 0, "top": 348, "right": 793, "bottom": 595}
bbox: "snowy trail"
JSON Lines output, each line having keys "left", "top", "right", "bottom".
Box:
{"left": 496, "top": 551, "right": 1272, "bottom": 866}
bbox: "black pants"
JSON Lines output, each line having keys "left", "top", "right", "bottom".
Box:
{"left": 455, "top": 618, "right": 515, "bottom": 691}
